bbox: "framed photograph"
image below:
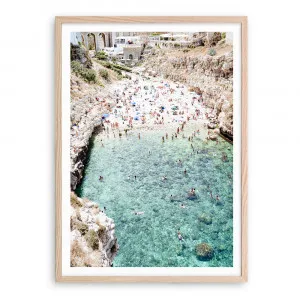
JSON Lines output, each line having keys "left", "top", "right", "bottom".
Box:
{"left": 56, "top": 16, "right": 247, "bottom": 282}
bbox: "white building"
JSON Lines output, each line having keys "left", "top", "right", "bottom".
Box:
{"left": 147, "top": 32, "right": 203, "bottom": 48}
{"left": 113, "top": 36, "right": 142, "bottom": 55}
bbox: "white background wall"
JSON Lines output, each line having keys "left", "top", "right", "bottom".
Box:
{"left": 0, "top": 0, "right": 299, "bottom": 299}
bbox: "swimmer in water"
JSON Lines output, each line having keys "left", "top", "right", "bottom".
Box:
{"left": 162, "top": 176, "right": 167, "bottom": 181}
{"left": 177, "top": 231, "right": 184, "bottom": 241}
{"left": 184, "top": 169, "right": 187, "bottom": 175}
{"left": 180, "top": 203, "right": 186, "bottom": 209}
{"left": 216, "top": 195, "right": 220, "bottom": 201}
{"left": 133, "top": 211, "right": 144, "bottom": 215}
{"left": 99, "top": 176, "right": 104, "bottom": 181}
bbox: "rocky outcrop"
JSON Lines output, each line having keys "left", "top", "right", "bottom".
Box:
{"left": 70, "top": 192, "right": 118, "bottom": 267}
{"left": 70, "top": 73, "right": 116, "bottom": 190}
{"left": 198, "top": 213, "right": 213, "bottom": 225}
{"left": 71, "top": 44, "right": 93, "bottom": 69}
{"left": 195, "top": 243, "right": 214, "bottom": 261}
{"left": 69, "top": 62, "right": 122, "bottom": 268}
{"left": 142, "top": 47, "right": 233, "bottom": 139}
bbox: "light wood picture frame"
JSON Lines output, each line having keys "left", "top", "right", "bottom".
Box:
{"left": 56, "top": 16, "right": 247, "bottom": 283}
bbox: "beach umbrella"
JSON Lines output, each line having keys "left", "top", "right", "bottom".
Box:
{"left": 134, "top": 116, "right": 139, "bottom": 120}
{"left": 102, "top": 113, "right": 110, "bottom": 119}
{"left": 131, "top": 101, "right": 136, "bottom": 106}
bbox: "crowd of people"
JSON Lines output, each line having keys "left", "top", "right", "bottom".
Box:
{"left": 93, "top": 74, "right": 227, "bottom": 243}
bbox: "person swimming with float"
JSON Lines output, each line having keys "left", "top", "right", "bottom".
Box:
{"left": 133, "top": 211, "right": 144, "bottom": 215}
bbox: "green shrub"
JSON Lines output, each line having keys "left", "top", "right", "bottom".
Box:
{"left": 85, "top": 230, "right": 99, "bottom": 250}
{"left": 207, "top": 48, "right": 216, "bottom": 56}
{"left": 221, "top": 32, "right": 226, "bottom": 39}
{"left": 99, "top": 69, "right": 109, "bottom": 80}
{"left": 76, "top": 222, "right": 89, "bottom": 235}
{"left": 98, "top": 61, "right": 131, "bottom": 75}
{"left": 70, "top": 192, "right": 82, "bottom": 208}
{"left": 111, "top": 63, "right": 132, "bottom": 72}
{"left": 96, "top": 51, "right": 108, "bottom": 60}
{"left": 97, "top": 55, "right": 108, "bottom": 60}
{"left": 99, "top": 61, "right": 110, "bottom": 68}
{"left": 71, "top": 60, "right": 97, "bottom": 83}
{"left": 71, "top": 60, "right": 83, "bottom": 74}
{"left": 81, "top": 68, "right": 97, "bottom": 83}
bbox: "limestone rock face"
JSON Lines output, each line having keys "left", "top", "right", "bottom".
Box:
{"left": 70, "top": 192, "right": 119, "bottom": 267}
{"left": 70, "top": 73, "right": 117, "bottom": 191}
{"left": 71, "top": 44, "right": 93, "bottom": 69}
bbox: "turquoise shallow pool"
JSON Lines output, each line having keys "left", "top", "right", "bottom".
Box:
{"left": 76, "top": 125, "right": 233, "bottom": 267}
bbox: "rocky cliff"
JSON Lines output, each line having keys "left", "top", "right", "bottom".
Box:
{"left": 71, "top": 44, "right": 93, "bottom": 69}
{"left": 70, "top": 192, "right": 118, "bottom": 267}
{"left": 142, "top": 45, "right": 234, "bottom": 140}
{"left": 70, "top": 57, "right": 120, "bottom": 267}
{"left": 70, "top": 72, "right": 116, "bottom": 190}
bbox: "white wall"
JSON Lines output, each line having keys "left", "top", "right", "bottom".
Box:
{"left": 0, "top": 0, "right": 300, "bottom": 299}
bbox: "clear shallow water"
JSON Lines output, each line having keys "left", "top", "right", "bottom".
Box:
{"left": 76, "top": 125, "right": 233, "bottom": 267}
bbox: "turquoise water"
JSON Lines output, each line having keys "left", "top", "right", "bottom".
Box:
{"left": 76, "top": 125, "right": 233, "bottom": 267}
